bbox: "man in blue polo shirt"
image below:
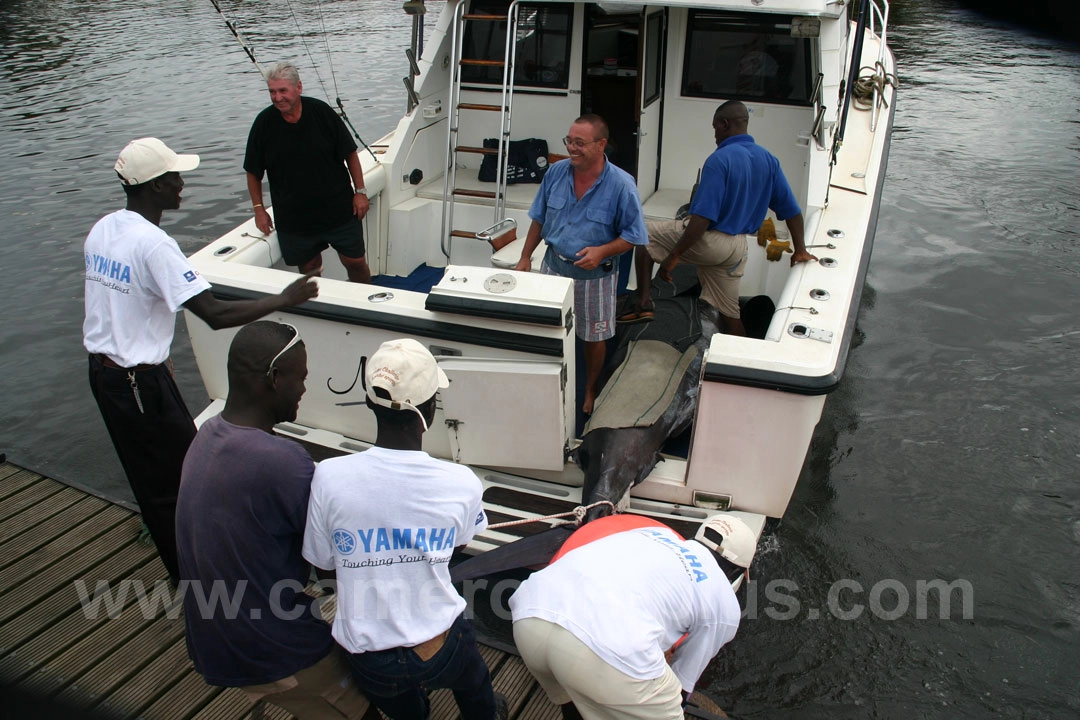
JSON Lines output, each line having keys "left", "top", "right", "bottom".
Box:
{"left": 514, "top": 114, "right": 648, "bottom": 414}
{"left": 620, "top": 100, "right": 816, "bottom": 335}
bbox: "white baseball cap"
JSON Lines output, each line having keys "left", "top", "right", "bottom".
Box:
{"left": 366, "top": 339, "right": 449, "bottom": 431}
{"left": 114, "top": 137, "right": 200, "bottom": 186}
{"left": 694, "top": 515, "right": 758, "bottom": 569}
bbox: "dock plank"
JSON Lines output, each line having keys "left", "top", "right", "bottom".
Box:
{"left": 191, "top": 687, "right": 255, "bottom": 720}
{"left": 142, "top": 670, "right": 225, "bottom": 720}
{"left": 0, "top": 474, "right": 65, "bottom": 523}
{"left": 0, "top": 561, "right": 164, "bottom": 686}
{"left": 493, "top": 655, "right": 536, "bottom": 718}
{"left": 516, "top": 688, "right": 562, "bottom": 720}
{"left": 0, "top": 500, "right": 119, "bottom": 576}
{"left": 94, "top": 636, "right": 191, "bottom": 718}
{"left": 0, "top": 485, "right": 85, "bottom": 544}
{"left": 0, "top": 467, "right": 47, "bottom": 503}
{"left": 55, "top": 610, "right": 186, "bottom": 710}
{"left": 0, "top": 515, "right": 151, "bottom": 620}
{"left": 0, "top": 463, "right": 26, "bottom": 483}
{"left": 16, "top": 565, "right": 167, "bottom": 694}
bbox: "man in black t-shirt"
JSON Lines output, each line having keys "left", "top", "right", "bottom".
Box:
{"left": 245, "top": 62, "right": 372, "bottom": 283}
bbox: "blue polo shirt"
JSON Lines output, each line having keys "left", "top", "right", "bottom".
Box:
{"left": 528, "top": 158, "right": 648, "bottom": 265}
{"left": 690, "top": 134, "right": 802, "bottom": 235}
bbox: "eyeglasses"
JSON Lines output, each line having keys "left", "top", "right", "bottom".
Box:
{"left": 266, "top": 323, "right": 302, "bottom": 378}
{"left": 563, "top": 136, "right": 601, "bottom": 149}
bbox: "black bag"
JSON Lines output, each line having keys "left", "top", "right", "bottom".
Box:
{"left": 478, "top": 138, "right": 549, "bottom": 184}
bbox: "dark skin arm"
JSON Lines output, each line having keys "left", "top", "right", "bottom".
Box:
{"left": 183, "top": 273, "right": 318, "bottom": 331}
{"left": 658, "top": 214, "right": 711, "bottom": 282}
{"left": 661, "top": 212, "right": 817, "bottom": 278}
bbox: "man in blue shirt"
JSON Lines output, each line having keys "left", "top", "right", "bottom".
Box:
{"left": 621, "top": 101, "right": 816, "bottom": 336}
{"left": 515, "top": 114, "right": 648, "bottom": 414}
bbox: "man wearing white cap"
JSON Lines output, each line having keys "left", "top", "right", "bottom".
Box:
{"left": 302, "top": 339, "right": 505, "bottom": 720}
{"left": 509, "top": 513, "right": 754, "bottom": 720}
{"left": 84, "top": 137, "right": 319, "bottom": 584}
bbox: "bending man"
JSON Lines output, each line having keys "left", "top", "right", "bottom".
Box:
{"left": 510, "top": 514, "right": 755, "bottom": 719}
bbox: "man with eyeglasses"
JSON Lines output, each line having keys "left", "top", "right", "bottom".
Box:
{"left": 303, "top": 339, "right": 506, "bottom": 720}
{"left": 84, "top": 137, "right": 319, "bottom": 585}
{"left": 177, "top": 322, "right": 375, "bottom": 719}
{"left": 514, "top": 115, "right": 647, "bottom": 415}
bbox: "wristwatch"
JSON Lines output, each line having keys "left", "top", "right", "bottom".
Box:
{"left": 355, "top": 188, "right": 367, "bottom": 196}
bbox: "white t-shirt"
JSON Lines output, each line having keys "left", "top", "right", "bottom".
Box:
{"left": 509, "top": 526, "right": 740, "bottom": 694}
{"left": 303, "top": 446, "right": 488, "bottom": 653}
{"left": 83, "top": 209, "right": 210, "bottom": 367}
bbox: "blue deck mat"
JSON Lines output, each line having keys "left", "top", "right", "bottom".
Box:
{"left": 370, "top": 264, "right": 445, "bottom": 294}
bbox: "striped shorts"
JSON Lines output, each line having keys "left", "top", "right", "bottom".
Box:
{"left": 541, "top": 256, "right": 617, "bottom": 342}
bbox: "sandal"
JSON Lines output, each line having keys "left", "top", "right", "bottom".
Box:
{"left": 616, "top": 303, "right": 655, "bottom": 324}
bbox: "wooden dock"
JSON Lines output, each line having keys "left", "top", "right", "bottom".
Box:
{"left": 0, "top": 461, "right": 561, "bottom": 720}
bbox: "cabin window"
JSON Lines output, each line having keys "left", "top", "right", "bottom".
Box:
{"left": 681, "top": 11, "right": 814, "bottom": 106}
{"left": 461, "top": 2, "right": 573, "bottom": 89}
{"left": 643, "top": 12, "right": 663, "bottom": 107}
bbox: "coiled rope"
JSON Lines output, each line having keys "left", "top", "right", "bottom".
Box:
{"left": 852, "top": 61, "right": 898, "bottom": 111}
{"left": 487, "top": 500, "right": 617, "bottom": 530}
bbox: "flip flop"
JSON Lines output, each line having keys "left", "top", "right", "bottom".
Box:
{"left": 616, "top": 304, "right": 655, "bottom": 324}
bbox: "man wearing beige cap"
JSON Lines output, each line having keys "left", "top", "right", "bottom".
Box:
{"left": 509, "top": 513, "right": 753, "bottom": 719}
{"left": 84, "top": 137, "right": 318, "bottom": 584}
{"left": 303, "top": 339, "right": 506, "bottom": 720}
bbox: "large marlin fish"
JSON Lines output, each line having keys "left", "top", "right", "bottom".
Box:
{"left": 572, "top": 303, "right": 720, "bottom": 523}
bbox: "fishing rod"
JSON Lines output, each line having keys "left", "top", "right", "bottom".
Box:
{"left": 206, "top": 0, "right": 378, "bottom": 161}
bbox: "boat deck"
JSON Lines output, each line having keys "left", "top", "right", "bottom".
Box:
{"left": 0, "top": 461, "right": 562, "bottom": 720}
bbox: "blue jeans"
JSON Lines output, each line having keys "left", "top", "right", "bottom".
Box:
{"left": 345, "top": 614, "right": 496, "bottom": 720}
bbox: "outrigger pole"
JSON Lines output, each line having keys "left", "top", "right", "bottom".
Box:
{"left": 206, "top": 0, "right": 378, "bottom": 161}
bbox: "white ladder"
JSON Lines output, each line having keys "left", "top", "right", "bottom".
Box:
{"left": 439, "top": 0, "right": 522, "bottom": 258}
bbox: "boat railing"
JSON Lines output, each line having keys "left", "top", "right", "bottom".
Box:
{"left": 864, "top": 0, "right": 892, "bottom": 132}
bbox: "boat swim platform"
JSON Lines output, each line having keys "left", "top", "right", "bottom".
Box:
{"left": 0, "top": 461, "right": 727, "bottom": 720}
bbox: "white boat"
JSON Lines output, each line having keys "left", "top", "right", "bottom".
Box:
{"left": 187, "top": 0, "right": 896, "bottom": 554}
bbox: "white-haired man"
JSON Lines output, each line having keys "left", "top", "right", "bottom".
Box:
{"left": 245, "top": 61, "right": 372, "bottom": 283}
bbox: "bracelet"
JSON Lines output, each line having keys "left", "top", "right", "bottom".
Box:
{"left": 253, "top": 204, "right": 263, "bottom": 209}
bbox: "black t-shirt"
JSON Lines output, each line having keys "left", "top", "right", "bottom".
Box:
{"left": 244, "top": 96, "right": 357, "bottom": 235}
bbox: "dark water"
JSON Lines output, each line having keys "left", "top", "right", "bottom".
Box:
{"left": 1, "top": 1, "right": 1078, "bottom": 717}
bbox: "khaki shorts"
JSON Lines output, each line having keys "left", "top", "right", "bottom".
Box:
{"left": 646, "top": 218, "right": 746, "bottom": 319}
{"left": 514, "top": 617, "right": 684, "bottom": 720}
{"left": 241, "top": 647, "right": 371, "bottom": 719}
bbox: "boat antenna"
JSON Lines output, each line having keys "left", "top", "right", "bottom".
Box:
{"left": 282, "top": 0, "right": 379, "bottom": 161}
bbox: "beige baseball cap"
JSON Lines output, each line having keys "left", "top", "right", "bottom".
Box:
{"left": 366, "top": 339, "right": 449, "bottom": 430}
{"left": 114, "top": 137, "right": 200, "bottom": 186}
{"left": 695, "top": 515, "right": 758, "bottom": 569}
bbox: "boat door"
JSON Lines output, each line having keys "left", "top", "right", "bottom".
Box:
{"left": 581, "top": 6, "right": 665, "bottom": 195}
{"left": 635, "top": 8, "right": 665, "bottom": 198}
{"left": 581, "top": 5, "right": 640, "bottom": 176}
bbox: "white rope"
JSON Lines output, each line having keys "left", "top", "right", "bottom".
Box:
{"left": 487, "top": 501, "right": 617, "bottom": 530}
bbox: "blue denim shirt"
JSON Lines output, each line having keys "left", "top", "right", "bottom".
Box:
{"left": 690, "top": 134, "right": 802, "bottom": 235}
{"left": 528, "top": 159, "right": 648, "bottom": 277}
